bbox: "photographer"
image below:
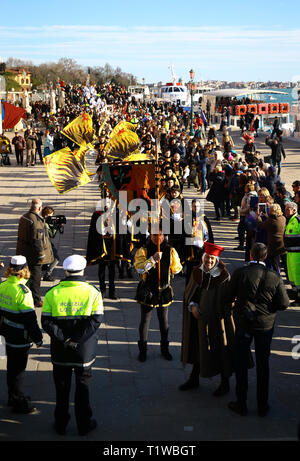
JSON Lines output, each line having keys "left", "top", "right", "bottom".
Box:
{"left": 41, "top": 206, "right": 66, "bottom": 281}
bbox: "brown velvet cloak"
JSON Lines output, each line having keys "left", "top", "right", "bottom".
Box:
{"left": 181, "top": 260, "right": 236, "bottom": 378}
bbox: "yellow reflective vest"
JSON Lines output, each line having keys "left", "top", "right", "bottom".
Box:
{"left": 41, "top": 276, "right": 103, "bottom": 367}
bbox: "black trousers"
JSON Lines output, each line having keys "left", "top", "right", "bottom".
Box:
{"left": 98, "top": 260, "right": 115, "bottom": 293}
{"left": 35, "top": 146, "right": 43, "bottom": 164}
{"left": 139, "top": 304, "right": 169, "bottom": 343}
{"left": 28, "top": 264, "right": 42, "bottom": 305}
{"left": 53, "top": 364, "right": 93, "bottom": 431}
{"left": 6, "top": 345, "right": 30, "bottom": 402}
{"left": 15, "top": 149, "right": 24, "bottom": 165}
{"left": 234, "top": 327, "right": 274, "bottom": 409}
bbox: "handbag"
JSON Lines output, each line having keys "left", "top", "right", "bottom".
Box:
{"left": 241, "top": 268, "right": 267, "bottom": 324}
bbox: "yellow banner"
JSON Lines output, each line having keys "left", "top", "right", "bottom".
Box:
{"left": 61, "top": 112, "right": 95, "bottom": 147}
{"left": 44, "top": 147, "right": 91, "bottom": 194}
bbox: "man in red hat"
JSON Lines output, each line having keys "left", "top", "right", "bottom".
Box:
{"left": 180, "top": 241, "right": 236, "bottom": 396}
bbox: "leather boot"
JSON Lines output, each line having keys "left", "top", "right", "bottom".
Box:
{"left": 179, "top": 363, "right": 200, "bottom": 391}
{"left": 213, "top": 376, "right": 230, "bottom": 397}
{"left": 138, "top": 341, "right": 147, "bottom": 362}
{"left": 160, "top": 341, "right": 172, "bottom": 361}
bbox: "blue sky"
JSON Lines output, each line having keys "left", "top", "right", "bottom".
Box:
{"left": 1, "top": 0, "right": 300, "bottom": 83}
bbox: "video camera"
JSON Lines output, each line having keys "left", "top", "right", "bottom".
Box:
{"left": 46, "top": 215, "right": 67, "bottom": 234}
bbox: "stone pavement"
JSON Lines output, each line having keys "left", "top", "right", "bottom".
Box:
{"left": 0, "top": 129, "right": 299, "bottom": 441}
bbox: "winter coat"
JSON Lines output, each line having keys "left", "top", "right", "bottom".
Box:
{"left": 206, "top": 172, "right": 225, "bottom": 205}
{"left": 256, "top": 214, "right": 286, "bottom": 257}
{"left": 224, "top": 262, "right": 290, "bottom": 331}
{"left": 260, "top": 174, "right": 281, "bottom": 197}
{"left": 265, "top": 138, "right": 286, "bottom": 162}
{"left": 181, "top": 261, "right": 236, "bottom": 378}
{"left": 16, "top": 210, "right": 54, "bottom": 266}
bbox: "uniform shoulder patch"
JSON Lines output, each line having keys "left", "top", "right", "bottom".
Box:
{"left": 19, "top": 284, "right": 30, "bottom": 294}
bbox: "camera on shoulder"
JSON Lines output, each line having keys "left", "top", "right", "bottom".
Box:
{"left": 46, "top": 215, "right": 67, "bottom": 233}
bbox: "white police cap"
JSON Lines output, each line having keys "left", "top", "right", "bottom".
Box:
{"left": 63, "top": 255, "right": 87, "bottom": 272}
{"left": 10, "top": 255, "right": 27, "bottom": 268}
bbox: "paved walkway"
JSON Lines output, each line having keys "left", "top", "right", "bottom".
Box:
{"left": 0, "top": 129, "right": 299, "bottom": 441}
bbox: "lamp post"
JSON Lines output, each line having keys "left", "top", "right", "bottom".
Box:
{"left": 187, "top": 69, "right": 197, "bottom": 136}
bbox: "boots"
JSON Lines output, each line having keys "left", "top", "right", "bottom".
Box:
{"left": 213, "top": 376, "right": 230, "bottom": 397}
{"left": 160, "top": 341, "right": 172, "bottom": 361}
{"left": 179, "top": 363, "right": 200, "bottom": 391}
{"left": 12, "top": 396, "right": 36, "bottom": 414}
{"left": 109, "top": 289, "right": 118, "bottom": 300}
{"left": 138, "top": 341, "right": 147, "bottom": 362}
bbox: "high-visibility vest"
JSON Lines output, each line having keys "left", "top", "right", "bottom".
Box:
{"left": 42, "top": 280, "right": 103, "bottom": 319}
{"left": 0, "top": 276, "right": 42, "bottom": 348}
{"left": 284, "top": 213, "right": 300, "bottom": 286}
{"left": 0, "top": 276, "right": 34, "bottom": 314}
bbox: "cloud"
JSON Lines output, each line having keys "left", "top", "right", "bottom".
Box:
{"left": 1, "top": 25, "right": 299, "bottom": 81}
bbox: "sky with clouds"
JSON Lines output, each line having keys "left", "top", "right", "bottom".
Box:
{"left": 0, "top": 0, "right": 299, "bottom": 83}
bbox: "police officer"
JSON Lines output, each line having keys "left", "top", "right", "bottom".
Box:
{"left": 0, "top": 256, "right": 43, "bottom": 414}
{"left": 41, "top": 255, "right": 104, "bottom": 436}
{"left": 284, "top": 202, "right": 300, "bottom": 306}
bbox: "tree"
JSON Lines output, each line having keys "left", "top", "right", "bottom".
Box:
{"left": 4, "top": 57, "right": 138, "bottom": 88}
{"left": 3, "top": 72, "right": 21, "bottom": 91}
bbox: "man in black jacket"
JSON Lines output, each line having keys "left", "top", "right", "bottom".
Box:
{"left": 265, "top": 136, "right": 286, "bottom": 176}
{"left": 224, "top": 243, "right": 289, "bottom": 417}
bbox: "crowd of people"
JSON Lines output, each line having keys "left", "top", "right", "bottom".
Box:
{"left": 0, "top": 80, "right": 299, "bottom": 438}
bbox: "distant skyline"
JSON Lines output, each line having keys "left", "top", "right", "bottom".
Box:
{"left": 1, "top": 0, "right": 300, "bottom": 83}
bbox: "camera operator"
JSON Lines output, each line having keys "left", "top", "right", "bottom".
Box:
{"left": 41, "top": 206, "right": 65, "bottom": 281}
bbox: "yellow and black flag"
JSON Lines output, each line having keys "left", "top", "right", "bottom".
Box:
{"left": 44, "top": 146, "right": 91, "bottom": 194}
{"left": 61, "top": 112, "right": 95, "bottom": 147}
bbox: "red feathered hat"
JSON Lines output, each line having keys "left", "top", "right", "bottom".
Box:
{"left": 204, "top": 241, "right": 224, "bottom": 257}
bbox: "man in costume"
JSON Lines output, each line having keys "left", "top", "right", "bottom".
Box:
{"left": 86, "top": 198, "right": 130, "bottom": 300}
{"left": 180, "top": 241, "right": 235, "bottom": 397}
{"left": 184, "top": 199, "right": 214, "bottom": 284}
{"left": 134, "top": 226, "right": 182, "bottom": 362}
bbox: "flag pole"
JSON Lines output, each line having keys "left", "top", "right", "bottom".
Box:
{"left": 155, "top": 140, "right": 161, "bottom": 292}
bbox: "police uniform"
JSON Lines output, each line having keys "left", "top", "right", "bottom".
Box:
{"left": 284, "top": 212, "right": 300, "bottom": 303}
{"left": 41, "top": 255, "right": 103, "bottom": 436}
{"left": 0, "top": 256, "right": 42, "bottom": 413}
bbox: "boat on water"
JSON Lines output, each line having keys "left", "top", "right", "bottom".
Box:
{"left": 202, "top": 88, "right": 292, "bottom": 132}
{"left": 158, "top": 82, "right": 190, "bottom": 106}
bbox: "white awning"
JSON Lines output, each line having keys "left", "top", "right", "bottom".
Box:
{"left": 203, "top": 88, "right": 289, "bottom": 97}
